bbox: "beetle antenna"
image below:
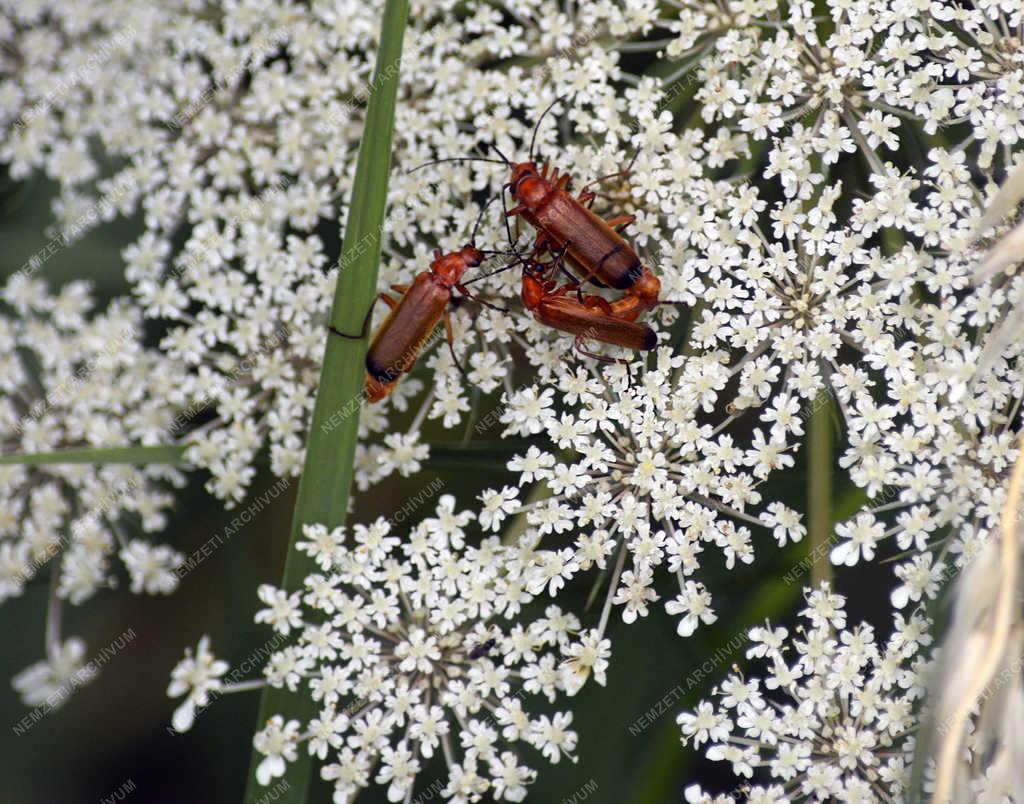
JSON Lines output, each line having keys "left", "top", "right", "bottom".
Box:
{"left": 408, "top": 156, "right": 506, "bottom": 174}
{"left": 469, "top": 195, "right": 498, "bottom": 245}
{"left": 499, "top": 185, "right": 519, "bottom": 254}
{"left": 530, "top": 92, "right": 569, "bottom": 163}
{"left": 462, "top": 252, "right": 528, "bottom": 286}
{"left": 481, "top": 142, "right": 513, "bottom": 167}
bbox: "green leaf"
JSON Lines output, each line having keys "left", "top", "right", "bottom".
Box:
{"left": 242, "top": 1, "right": 409, "bottom": 801}
{"left": 0, "top": 445, "right": 187, "bottom": 465}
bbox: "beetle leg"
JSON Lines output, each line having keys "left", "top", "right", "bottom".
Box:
{"left": 605, "top": 214, "right": 635, "bottom": 232}
{"left": 532, "top": 231, "right": 552, "bottom": 256}
{"left": 546, "top": 241, "right": 583, "bottom": 286}
{"left": 554, "top": 173, "right": 571, "bottom": 191}
{"left": 329, "top": 292, "right": 393, "bottom": 339}
{"left": 582, "top": 295, "right": 614, "bottom": 315}
{"left": 507, "top": 204, "right": 527, "bottom": 217}
{"left": 574, "top": 337, "right": 627, "bottom": 365}
{"left": 575, "top": 338, "right": 635, "bottom": 383}
{"left": 577, "top": 155, "right": 638, "bottom": 203}
{"left": 609, "top": 295, "right": 644, "bottom": 322}
{"left": 455, "top": 284, "right": 509, "bottom": 314}
{"left": 580, "top": 168, "right": 632, "bottom": 192}
{"left": 443, "top": 309, "right": 473, "bottom": 385}
{"left": 499, "top": 186, "right": 520, "bottom": 254}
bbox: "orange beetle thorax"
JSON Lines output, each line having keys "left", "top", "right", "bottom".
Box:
{"left": 520, "top": 266, "right": 552, "bottom": 311}
{"left": 509, "top": 162, "right": 549, "bottom": 207}
{"left": 431, "top": 245, "right": 482, "bottom": 287}
{"left": 630, "top": 267, "right": 661, "bottom": 304}
{"left": 520, "top": 271, "right": 545, "bottom": 311}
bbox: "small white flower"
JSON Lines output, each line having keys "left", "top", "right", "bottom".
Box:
{"left": 166, "top": 635, "right": 229, "bottom": 732}
{"left": 120, "top": 540, "right": 184, "bottom": 595}
{"left": 253, "top": 715, "right": 301, "bottom": 785}
{"left": 254, "top": 584, "right": 304, "bottom": 635}
{"left": 12, "top": 637, "right": 98, "bottom": 710}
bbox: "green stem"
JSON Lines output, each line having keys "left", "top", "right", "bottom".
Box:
{"left": 0, "top": 445, "right": 187, "bottom": 465}
{"left": 241, "top": 1, "right": 409, "bottom": 801}
{"left": 807, "top": 389, "right": 834, "bottom": 587}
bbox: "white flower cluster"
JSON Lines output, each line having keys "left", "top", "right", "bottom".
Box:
{"left": 0, "top": 275, "right": 188, "bottom": 604}
{"left": 496, "top": 353, "right": 805, "bottom": 640}
{"left": 240, "top": 496, "right": 603, "bottom": 802}
{"left": 669, "top": 0, "right": 1024, "bottom": 179}
{"left": 679, "top": 586, "right": 929, "bottom": 801}
{"left": 0, "top": 274, "right": 189, "bottom": 703}
{"left": 3, "top": 0, "right": 1024, "bottom": 799}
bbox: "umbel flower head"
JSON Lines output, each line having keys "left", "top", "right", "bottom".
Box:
{"left": 496, "top": 351, "right": 804, "bottom": 639}
{"left": 678, "top": 585, "right": 929, "bottom": 802}
{"left": 662, "top": 0, "right": 1024, "bottom": 194}
{"left": 250, "top": 496, "right": 597, "bottom": 802}
{"left": 0, "top": 275, "right": 188, "bottom": 606}
{"left": 0, "top": 275, "right": 191, "bottom": 705}
{"left": 823, "top": 162, "right": 1024, "bottom": 609}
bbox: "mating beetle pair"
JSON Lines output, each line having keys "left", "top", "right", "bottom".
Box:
{"left": 335, "top": 100, "right": 681, "bottom": 403}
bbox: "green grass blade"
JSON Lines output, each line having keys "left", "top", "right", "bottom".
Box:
{"left": 0, "top": 445, "right": 187, "bottom": 465}
{"left": 807, "top": 390, "right": 834, "bottom": 587}
{"left": 242, "top": 1, "right": 409, "bottom": 801}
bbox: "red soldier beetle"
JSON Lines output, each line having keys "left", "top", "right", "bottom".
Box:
{"left": 330, "top": 200, "right": 512, "bottom": 403}
{"left": 410, "top": 97, "right": 682, "bottom": 321}
{"left": 517, "top": 257, "right": 657, "bottom": 363}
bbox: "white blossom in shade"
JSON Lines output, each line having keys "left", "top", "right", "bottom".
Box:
{"left": 254, "top": 583, "right": 303, "bottom": 636}
{"left": 665, "top": 581, "right": 717, "bottom": 638}
{"left": 477, "top": 486, "right": 520, "bottom": 533}
{"left": 120, "top": 540, "right": 184, "bottom": 595}
{"left": 166, "top": 635, "right": 229, "bottom": 733}
{"left": 678, "top": 586, "right": 929, "bottom": 801}
{"left": 254, "top": 498, "right": 590, "bottom": 802}
{"left": 11, "top": 637, "right": 98, "bottom": 710}
{"left": 0, "top": 277, "right": 189, "bottom": 607}
{"left": 253, "top": 715, "right": 301, "bottom": 786}
{"left": 561, "top": 629, "right": 612, "bottom": 694}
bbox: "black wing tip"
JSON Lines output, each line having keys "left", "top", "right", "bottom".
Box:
{"left": 365, "top": 353, "right": 394, "bottom": 382}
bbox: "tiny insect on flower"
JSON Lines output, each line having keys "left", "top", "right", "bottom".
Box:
{"left": 468, "top": 637, "right": 497, "bottom": 660}
{"left": 518, "top": 257, "right": 657, "bottom": 363}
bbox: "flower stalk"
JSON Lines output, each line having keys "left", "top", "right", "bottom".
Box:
{"left": 241, "top": 1, "right": 409, "bottom": 801}
{"left": 0, "top": 445, "right": 187, "bottom": 465}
